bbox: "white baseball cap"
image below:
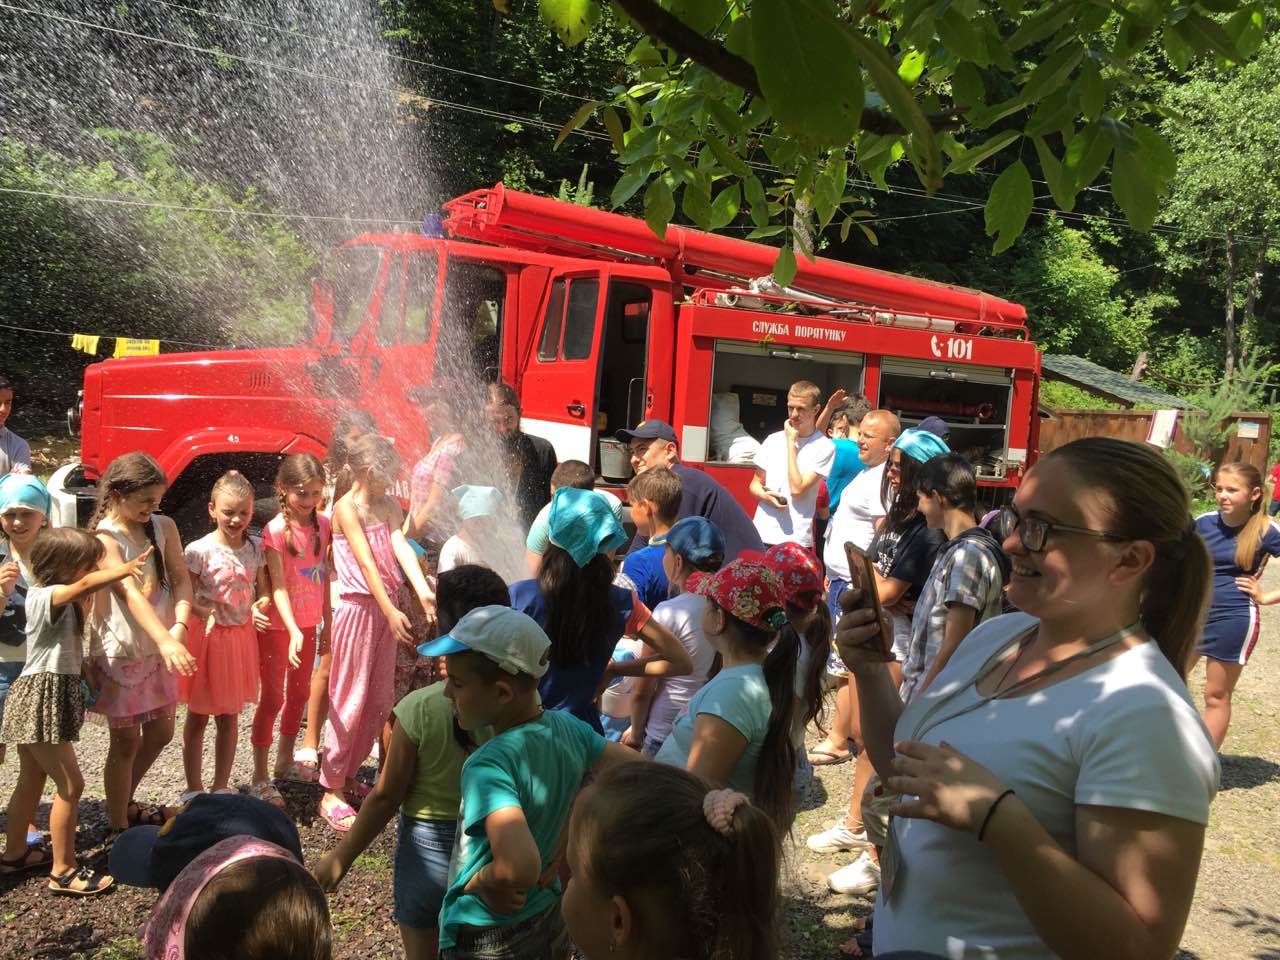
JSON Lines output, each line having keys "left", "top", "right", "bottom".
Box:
{"left": 419, "top": 605, "right": 551, "bottom": 679}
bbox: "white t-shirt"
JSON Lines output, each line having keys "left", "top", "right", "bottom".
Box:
{"left": 438, "top": 535, "right": 482, "bottom": 575}
{"left": 823, "top": 460, "right": 887, "bottom": 580}
{"left": 874, "top": 612, "right": 1219, "bottom": 960}
{"left": 751, "top": 431, "right": 835, "bottom": 547}
{"left": 644, "top": 592, "right": 718, "bottom": 745}
{"left": 21, "top": 585, "right": 85, "bottom": 677}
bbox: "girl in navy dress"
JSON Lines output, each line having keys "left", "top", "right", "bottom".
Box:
{"left": 1194, "top": 462, "right": 1280, "bottom": 748}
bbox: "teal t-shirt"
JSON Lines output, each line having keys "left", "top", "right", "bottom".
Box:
{"left": 439, "top": 707, "right": 606, "bottom": 948}
{"left": 654, "top": 663, "right": 771, "bottom": 796}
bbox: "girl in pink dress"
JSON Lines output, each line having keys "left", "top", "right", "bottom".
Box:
{"left": 320, "top": 434, "right": 433, "bottom": 832}
{"left": 179, "top": 471, "right": 268, "bottom": 798}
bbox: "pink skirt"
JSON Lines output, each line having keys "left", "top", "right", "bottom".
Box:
{"left": 88, "top": 654, "right": 178, "bottom": 728}
{"left": 180, "top": 619, "right": 260, "bottom": 716}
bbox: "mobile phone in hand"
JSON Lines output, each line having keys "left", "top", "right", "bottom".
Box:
{"left": 844, "top": 541, "right": 891, "bottom": 658}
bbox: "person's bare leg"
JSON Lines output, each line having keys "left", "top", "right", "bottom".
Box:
{"left": 1203, "top": 658, "right": 1245, "bottom": 750}
{"left": 104, "top": 725, "right": 142, "bottom": 829}
{"left": 809, "top": 677, "right": 854, "bottom": 761}
{"left": 211, "top": 714, "right": 238, "bottom": 791}
{"left": 301, "top": 651, "right": 332, "bottom": 754}
{"left": 183, "top": 713, "right": 209, "bottom": 793}
{"left": 399, "top": 924, "right": 438, "bottom": 960}
{"left": 272, "top": 734, "right": 297, "bottom": 779}
{"left": 132, "top": 714, "right": 175, "bottom": 797}
{"left": 26, "top": 742, "right": 84, "bottom": 876}
{"left": 3, "top": 747, "right": 45, "bottom": 861}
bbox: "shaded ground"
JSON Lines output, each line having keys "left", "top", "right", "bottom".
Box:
{"left": 0, "top": 534, "right": 1278, "bottom": 958}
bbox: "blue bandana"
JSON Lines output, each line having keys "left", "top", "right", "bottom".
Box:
{"left": 893, "top": 428, "right": 951, "bottom": 465}
{"left": 0, "top": 473, "right": 51, "bottom": 517}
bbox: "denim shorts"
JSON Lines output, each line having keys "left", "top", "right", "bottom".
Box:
{"left": 825, "top": 577, "right": 851, "bottom": 674}
{"left": 442, "top": 902, "right": 570, "bottom": 960}
{"left": 0, "top": 661, "right": 23, "bottom": 729}
{"left": 394, "top": 813, "right": 458, "bottom": 930}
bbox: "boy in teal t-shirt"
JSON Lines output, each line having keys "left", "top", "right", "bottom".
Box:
{"left": 422, "top": 605, "right": 636, "bottom": 958}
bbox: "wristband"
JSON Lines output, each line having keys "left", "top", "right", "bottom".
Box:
{"left": 977, "top": 788, "right": 1015, "bottom": 842}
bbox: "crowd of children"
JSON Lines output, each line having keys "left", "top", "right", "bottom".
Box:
{"left": 0, "top": 371, "right": 1264, "bottom": 960}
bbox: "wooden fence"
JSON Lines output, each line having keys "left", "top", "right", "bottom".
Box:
{"left": 1038, "top": 409, "right": 1273, "bottom": 473}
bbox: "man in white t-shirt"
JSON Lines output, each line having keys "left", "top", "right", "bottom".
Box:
{"left": 749, "top": 381, "right": 835, "bottom": 548}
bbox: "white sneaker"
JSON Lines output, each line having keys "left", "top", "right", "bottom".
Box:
{"left": 827, "top": 850, "right": 881, "bottom": 895}
{"left": 806, "top": 820, "right": 871, "bottom": 853}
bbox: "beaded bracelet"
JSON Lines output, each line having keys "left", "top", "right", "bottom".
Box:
{"left": 978, "top": 789, "right": 1015, "bottom": 842}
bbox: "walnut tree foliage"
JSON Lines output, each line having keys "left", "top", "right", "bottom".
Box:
{"left": 538, "top": 0, "right": 1267, "bottom": 284}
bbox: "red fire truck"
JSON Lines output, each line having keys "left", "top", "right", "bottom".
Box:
{"left": 51, "top": 183, "right": 1039, "bottom": 535}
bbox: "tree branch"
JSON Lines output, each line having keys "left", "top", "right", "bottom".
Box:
{"left": 612, "top": 0, "right": 963, "bottom": 136}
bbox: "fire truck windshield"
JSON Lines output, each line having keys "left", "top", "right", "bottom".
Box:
{"left": 327, "top": 246, "right": 384, "bottom": 346}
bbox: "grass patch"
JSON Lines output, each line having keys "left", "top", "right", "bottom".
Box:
{"left": 354, "top": 852, "right": 392, "bottom": 874}
{"left": 84, "top": 937, "right": 143, "bottom": 960}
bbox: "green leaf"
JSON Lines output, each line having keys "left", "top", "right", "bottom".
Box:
{"left": 1130, "top": 122, "right": 1176, "bottom": 189}
{"left": 1161, "top": 23, "right": 1194, "bottom": 70}
{"left": 610, "top": 163, "right": 652, "bottom": 208}
{"left": 671, "top": 0, "right": 729, "bottom": 34}
{"left": 1175, "top": 11, "right": 1243, "bottom": 61}
{"left": 747, "top": 224, "right": 787, "bottom": 239}
{"left": 1024, "top": 87, "right": 1074, "bottom": 137}
{"left": 620, "top": 124, "right": 660, "bottom": 163}
{"left": 951, "top": 62, "right": 985, "bottom": 110}
{"left": 1227, "top": 4, "right": 1265, "bottom": 59}
{"left": 1075, "top": 60, "right": 1104, "bottom": 122}
{"left": 857, "top": 222, "right": 880, "bottom": 246}
{"left": 772, "top": 245, "right": 798, "bottom": 287}
{"left": 840, "top": 215, "right": 854, "bottom": 243}
{"left": 984, "top": 159, "right": 1033, "bottom": 254}
{"left": 707, "top": 136, "right": 751, "bottom": 178}
{"left": 1114, "top": 13, "right": 1156, "bottom": 61}
{"left": 1098, "top": 116, "right": 1137, "bottom": 154}
{"left": 744, "top": 174, "right": 769, "bottom": 227}
{"left": 1062, "top": 122, "right": 1112, "bottom": 195}
{"left": 601, "top": 107, "right": 625, "bottom": 155}
{"left": 898, "top": 50, "right": 926, "bottom": 86}
{"left": 752, "top": 0, "right": 865, "bottom": 147}
{"left": 643, "top": 177, "right": 675, "bottom": 239}
{"left": 1021, "top": 43, "right": 1084, "bottom": 105}
{"left": 838, "top": 24, "right": 942, "bottom": 188}
{"left": 682, "top": 184, "right": 713, "bottom": 230}
{"left": 1032, "top": 135, "right": 1074, "bottom": 210}
{"left": 1006, "top": 0, "right": 1079, "bottom": 51}
{"left": 1111, "top": 148, "right": 1157, "bottom": 231}
{"left": 539, "top": 0, "right": 600, "bottom": 46}
{"left": 938, "top": 8, "right": 988, "bottom": 66}
{"left": 554, "top": 100, "right": 599, "bottom": 149}
{"left": 947, "top": 129, "right": 1019, "bottom": 174}
{"left": 710, "top": 184, "right": 742, "bottom": 229}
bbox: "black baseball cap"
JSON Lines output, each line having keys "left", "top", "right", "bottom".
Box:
{"left": 108, "top": 793, "right": 302, "bottom": 891}
{"left": 917, "top": 416, "right": 951, "bottom": 439}
{"left": 615, "top": 419, "right": 677, "bottom": 444}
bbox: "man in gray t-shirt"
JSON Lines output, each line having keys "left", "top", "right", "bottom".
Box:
{"left": 0, "top": 376, "right": 31, "bottom": 476}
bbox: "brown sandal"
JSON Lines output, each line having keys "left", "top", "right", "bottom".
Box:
{"left": 0, "top": 845, "right": 50, "bottom": 877}
{"left": 48, "top": 865, "right": 114, "bottom": 897}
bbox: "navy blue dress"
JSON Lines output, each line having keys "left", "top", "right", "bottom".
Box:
{"left": 1196, "top": 512, "right": 1280, "bottom": 664}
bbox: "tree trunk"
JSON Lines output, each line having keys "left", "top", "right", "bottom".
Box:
{"left": 1224, "top": 229, "right": 1236, "bottom": 382}
{"left": 1242, "top": 238, "right": 1266, "bottom": 357}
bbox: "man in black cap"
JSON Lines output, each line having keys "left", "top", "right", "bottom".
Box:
{"left": 617, "top": 419, "right": 763, "bottom": 562}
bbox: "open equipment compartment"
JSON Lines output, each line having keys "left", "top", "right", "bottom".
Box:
{"left": 706, "top": 341, "right": 865, "bottom": 464}
{"left": 879, "top": 358, "right": 1013, "bottom": 480}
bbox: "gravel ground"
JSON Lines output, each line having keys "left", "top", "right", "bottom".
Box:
{"left": 2, "top": 570, "right": 1279, "bottom": 959}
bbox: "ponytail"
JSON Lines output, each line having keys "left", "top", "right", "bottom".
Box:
{"left": 1216, "top": 462, "right": 1270, "bottom": 572}
{"left": 756, "top": 619, "right": 800, "bottom": 831}
{"left": 572, "top": 762, "right": 780, "bottom": 960}
{"left": 1046, "top": 438, "right": 1210, "bottom": 678}
{"left": 794, "top": 600, "right": 831, "bottom": 734}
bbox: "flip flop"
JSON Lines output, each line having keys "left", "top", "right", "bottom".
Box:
{"left": 320, "top": 799, "right": 358, "bottom": 833}
{"left": 0, "top": 845, "right": 50, "bottom": 877}
{"left": 127, "top": 801, "right": 169, "bottom": 827}
{"left": 808, "top": 748, "right": 853, "bottom": 766}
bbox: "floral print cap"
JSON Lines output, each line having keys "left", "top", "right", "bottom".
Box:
{"left": 763, "top": 542, "right": 824, "bottom": 612}
{"left": 689, "top": 559, "right": 788, "bottom": 631}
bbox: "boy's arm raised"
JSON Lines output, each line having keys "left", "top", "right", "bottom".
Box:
{"left": 466, "top": 806, "right": 541, "bottom": 915}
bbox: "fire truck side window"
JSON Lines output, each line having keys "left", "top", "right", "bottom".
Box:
{"left": 403, "top": 253, "right": 439, "bottom": 344}
{"left": 562, "top": 279, "right": 601, "bottom": 360}
{"left": 329, "top": 247, "right": 383, "bottom": 346}
{"left": 537, "top": 279, "right": 567, "bottom": 361}
{"left": 436, "top": 260, "right": 507, "bottom": 380}
{"left": 377, "top": 256, "right": 405, "bottom": 346}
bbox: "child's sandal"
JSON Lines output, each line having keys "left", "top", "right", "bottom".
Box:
{"left": 249, "top": 781, "right": 287, "bottom": 809}
{"left": 48, "top": 865, "right": 114, "bottom": 897}
{"left": 0, "top": 845, "right": 50, "bottom": 877}
{"left": 319, "top": 798, "right": 357, "bottom": 833}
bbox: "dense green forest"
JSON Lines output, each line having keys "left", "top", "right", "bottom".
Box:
{"left": 0, "top": 0, "right": 1277, "bottom": 426}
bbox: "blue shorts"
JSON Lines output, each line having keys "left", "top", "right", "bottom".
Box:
{"left": 825, "top": 578, "right": 851, "bottom": 675}
{"left": 1200, "top": 611, "right": 1261, "bottom": 666}
{"left": 394, "top": 813, "right": 457, "bottom": 930}
{"left": 0, "top": 661, "right": 23, "bottom": 730}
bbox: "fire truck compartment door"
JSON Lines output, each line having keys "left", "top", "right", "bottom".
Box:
{"left": 519, "top": 270, "right": 606, "bottom": 463}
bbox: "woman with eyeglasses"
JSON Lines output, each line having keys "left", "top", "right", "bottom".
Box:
{"left": 833, "top": 437, "right": 1218, "bottom": 960}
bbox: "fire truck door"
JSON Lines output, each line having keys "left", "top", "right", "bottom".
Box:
{"left": 518, "top": 270, "right": 606, "bottom": 463}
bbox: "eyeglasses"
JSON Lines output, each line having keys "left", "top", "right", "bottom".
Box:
{"left": 999, "top": 504, "right": 1125, "bottom": 553}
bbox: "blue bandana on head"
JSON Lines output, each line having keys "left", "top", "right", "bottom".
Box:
{"left": 0, "top": 473, "right": 51, "bottom": 518}
{"left": 548, "top": 487, "right": 628, "bottom": 568}
{"left": 893, "top": 428, "right": 951, "bottom": 465}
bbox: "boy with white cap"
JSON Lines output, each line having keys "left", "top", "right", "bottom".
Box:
{"left": 422, "top": 606, "right": 638, "bottom": 959}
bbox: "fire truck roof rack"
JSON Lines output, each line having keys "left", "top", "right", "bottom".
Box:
{"left": 441, "top": 183, "right": 1028, "bottom": 332}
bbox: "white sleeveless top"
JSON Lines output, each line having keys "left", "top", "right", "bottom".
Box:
{"left": 90, "top": 516, "right": 175, "bottom": 661}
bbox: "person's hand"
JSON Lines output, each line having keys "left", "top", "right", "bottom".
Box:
{"left": 834, "top": 586, "right": 893, "bottom": 669}
{"left": 784, "top": 420, "right": 799, "bottom": 445}
{"left": 622, "top": 726, "right": 644, "bottom": 751}
{"left": 466, "top": 867, "right": 528, "bottom": 915}
{"left": 122, "top": 546, "right": 156, "bottom": 584}
{"left": 252, "top": 596, "right": 272, "bottom": 632}
{"left": 288, "top": 627, "right": 306, "bottom": 669}
{"left": 886, "top": 740, "right": 1010, "bottom": 835}
{"left": 824, "top": 387, "right": 849, "bottom": 413}
{"left": 0, "top": 560, "right": 20, "bottom": 598}
{"left": 1235, "top": 576, "right": 1262, "bottom": 601}
{"left": 312, "top": 851, "right": 348, "bottom": 892}
{"left": 386, "top": 607, "right": 414, "bottom": 646}
{"left": 160, "top": 637, "right": 197, "bottom": 677}
{"left": 763, "top": 490, "right": 788, "bottom": 510}
{"left": 417, "top": 592, "right": 437, "bottom": 631}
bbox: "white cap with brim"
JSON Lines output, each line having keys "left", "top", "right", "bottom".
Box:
{"left": 418, "top": 605, "right": 551, "bottom": 679}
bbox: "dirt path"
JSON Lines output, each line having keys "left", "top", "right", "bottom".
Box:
{"left": 2, "top": 570, "right": 1279, "bottom": 959}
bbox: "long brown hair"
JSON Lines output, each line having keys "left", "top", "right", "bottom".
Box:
{"left": 30, "top": 528, "right": 105, "bottom": 635}
{"left": 326, "top": 409, "right": 377, "bottom": 504}
{"left": 1045, "top": 438, "right": 1210, "bottom": 678}
{"left": 90, "top": 451, "right": 169, "bottom": 590}
{"left": 184, "top": 855, "right": 332, "bottom": 960}
{"left": 345, "top": 434, "right": 400, "bottom": 490}
{"left": 275, "top": 454, "right": 326, "bottom": 558}
{"left": 536, "top": 544, "right": 616, "bottom": 668}
{"left": 570, "top": 762, "right": 780, "bottom": 960}
{"left": 1215, "top": 462, "right": 1271, "bottom": 571}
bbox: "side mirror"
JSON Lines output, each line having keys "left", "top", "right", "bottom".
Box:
{"left": 310, "top": 278, "right": 335, "bottom": 346}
